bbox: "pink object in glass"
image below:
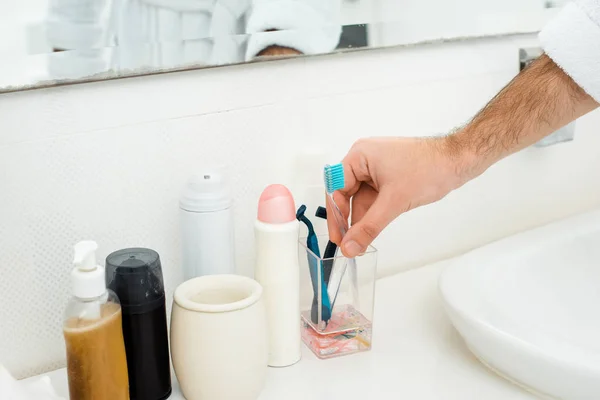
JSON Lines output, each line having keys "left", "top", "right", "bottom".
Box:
{"left": 257, "top": 184, "right": 296, "bottom": 224}
{"left": 301, "top": 305, "right": 372, "bottom": 359}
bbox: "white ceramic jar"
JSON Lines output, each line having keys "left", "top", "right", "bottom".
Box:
{"left": 171, "top": 275, "right": 268, "bottom": 400}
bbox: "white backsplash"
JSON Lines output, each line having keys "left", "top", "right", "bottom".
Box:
{"left": 2, "top": 34, "right": 600, "bottom": 379}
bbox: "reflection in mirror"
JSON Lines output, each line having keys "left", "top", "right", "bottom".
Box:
{"left": 0, "top": 0, "right": 563, "bottom": 92}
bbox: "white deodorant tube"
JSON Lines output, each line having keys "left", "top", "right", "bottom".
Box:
{"left": 180, "top": 172, "right": 235, "bottom": 280}
{"left": 254, "top": 184, "right": 301, "bottom": 367}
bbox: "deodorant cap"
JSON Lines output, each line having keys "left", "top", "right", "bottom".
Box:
{"left": 257, "top": 184, "right": 296, "bottom": 224}
{"left": 180, "top": 172, "right": 232, "bottom": 213}
{"left": 105, "top": 248, "right": 165, "bottom": 315}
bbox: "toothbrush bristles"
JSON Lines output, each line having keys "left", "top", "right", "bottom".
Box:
{"left": 324, "top": 163, "right": 345, "bottom": 193}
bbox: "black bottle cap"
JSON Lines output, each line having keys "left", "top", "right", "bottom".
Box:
{"left": 316, "top": 206, "right": 327, "bottom": 220}
{"left": 105, "top": 248, "right": 165, "bottom": 315}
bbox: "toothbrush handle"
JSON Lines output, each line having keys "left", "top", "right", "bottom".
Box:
{"left": 326, "top": 193, "right": 360, "bottom": 310}
{"left": 348, "top": 258, "right": 360, "bottom": 310}
{"left": 327, "top": 194, "right": 349, "bottom": 236}
{"left": 327, "top": 260, "right": 346, "bottom": 308}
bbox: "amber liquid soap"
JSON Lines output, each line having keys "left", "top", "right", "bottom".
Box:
{"left": 64, "top": 241, "right": 129, "bottom": 400}
{"left": 64, "top": 303, "right": 129, "bottom": 399}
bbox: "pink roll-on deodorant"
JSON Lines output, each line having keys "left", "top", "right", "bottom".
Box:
{"left": 254, "top": 184, "right": 301, "bottom": 367}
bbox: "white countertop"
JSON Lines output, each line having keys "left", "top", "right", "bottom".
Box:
{"left": 35, "top": 263, "right": 538, "bottom": 400}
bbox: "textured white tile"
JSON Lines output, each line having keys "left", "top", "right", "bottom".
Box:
{"left": 303, "top": 35, "right": 529, "bottom": 99}
{"left": 0, "top": 57, "right": 310, "bottom": 146}
{"left": 0, "top": 122, "right": 184, "bottom": 377}
{"left": 306, "top": 71, "right": 515, "bottom": 146}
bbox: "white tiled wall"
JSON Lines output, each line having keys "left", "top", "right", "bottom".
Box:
{"left": 2, "top": 34, "right": 600, "bottom": 379}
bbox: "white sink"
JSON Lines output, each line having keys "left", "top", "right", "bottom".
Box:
{"left": 439, "top": 210, "right": 600, "bottom": 400}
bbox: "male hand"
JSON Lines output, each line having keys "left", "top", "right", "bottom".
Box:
{"left": 328, "top": 136, "right": 469, "bottom": 258}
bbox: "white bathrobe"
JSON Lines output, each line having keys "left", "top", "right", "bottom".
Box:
{"left": 45, "top": 0, "right": 342, "bottom": 78}
{"left": 540, "top": 0, "right": 600, "bottom": 102}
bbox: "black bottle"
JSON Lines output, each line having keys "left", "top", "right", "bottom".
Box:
{"left": 106, "top": 248, "right": 172, "bottom": 400}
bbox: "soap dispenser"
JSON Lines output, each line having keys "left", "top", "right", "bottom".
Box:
{"left": 63, "top": 241, "right": 129, "bottom": 400}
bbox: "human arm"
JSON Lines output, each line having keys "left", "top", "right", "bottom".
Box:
{"left": 329, "top": 53, "right": 599, "bottom": 258}
{"left": 46, "top": 0, "right": 113, "bottom": 52}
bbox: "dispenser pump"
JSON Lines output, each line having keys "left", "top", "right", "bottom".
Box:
{"left": 72, "top": 240, "right": 106, "bottom": 299}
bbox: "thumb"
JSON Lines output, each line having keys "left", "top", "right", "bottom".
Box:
{"left": 341, "top": 192, "right": 397, "bottom": 258}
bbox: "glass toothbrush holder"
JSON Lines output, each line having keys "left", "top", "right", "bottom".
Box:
{"left": 298, "top": 235, "right": 377, "bottom": 359}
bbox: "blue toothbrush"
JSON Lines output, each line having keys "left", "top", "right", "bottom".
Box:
{"left": 296, "top": 205, "right": 332, "bottom": 324}
{"left": 324, "top": 164, "right": 360, "bottom": 311}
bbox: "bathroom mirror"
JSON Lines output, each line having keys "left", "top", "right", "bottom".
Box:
{"left": 0, "top": 0, "right": 565, "bottom": 93}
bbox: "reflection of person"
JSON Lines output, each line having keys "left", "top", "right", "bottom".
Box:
{"left": 45, "top": 0, "right": 341, "bottom": 78}
{"left": 245, "top": 0, "right": 342, "bottom": 59}
{"left": 327, "top": 0, "right": 600, "bottom": 258}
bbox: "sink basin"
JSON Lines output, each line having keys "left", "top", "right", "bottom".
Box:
{"left": 439, "top": 210, "right": 600, "bottom": 400}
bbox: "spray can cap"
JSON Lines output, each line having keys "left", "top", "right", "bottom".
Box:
{"left": 179, "top": 171, "right": 232, "bottom": 212}
{"left": 72, "top": 241, "right": 106, "bottom": 299}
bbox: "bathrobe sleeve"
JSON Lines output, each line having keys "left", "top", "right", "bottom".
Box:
{"left": 244, "top": 0, "right": 342, "bottom": 60}
{"left": 539, "top": 0, "right": 600, "bottom": 102}
{"left": 46, "top": 0, "right": 114, "bottom": 50}
{"left": 45, "top": 0, "right": 116, "bottom": 79}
